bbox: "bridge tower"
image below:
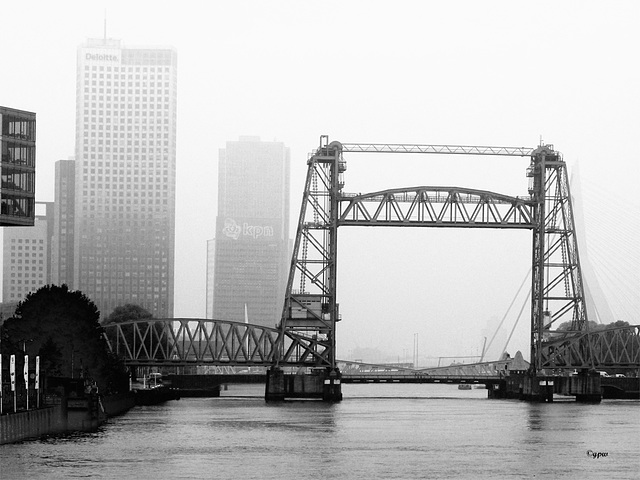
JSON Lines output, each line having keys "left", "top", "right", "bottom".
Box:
{"left": 267, "top": 136, "right": 601, "bottom": 401}
{"left": 528, "top": 145, "right": 589, "bottom": 371}
{"left": 266, "top": 136, "right": 343, "bottom": 401}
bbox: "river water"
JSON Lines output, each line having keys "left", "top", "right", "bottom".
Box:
{"left": 1, "top": 384, "right": 638, "bottom": 479}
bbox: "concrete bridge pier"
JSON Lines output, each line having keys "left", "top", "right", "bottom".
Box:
{"left": 265, "top": 367, "right": 286, "bottom": 401}
{"left": 265, "top": 367, "right": 342, "bottom": 402}
{"left": 499, "top": 372, "right": 602, "bottom": 402}
{"left": 322, "top": 368, "right": 343, "bottom": 402}
{"left": 521, "top": 375, "right": 555, "bottom": 402}
{"left": 558, "top": 372, "right": 602, "bottom": 403}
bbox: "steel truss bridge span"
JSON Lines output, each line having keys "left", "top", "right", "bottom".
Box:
{"left": 103, "top": 318, "right": 333, "bottom": 368}
{"left": 103, "top": 318, "right": 640, "bottom": 372}
{"left": 339, "top": 187, "right": 534, "bottom": 228}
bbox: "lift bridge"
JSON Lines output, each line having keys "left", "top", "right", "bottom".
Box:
{"left": 104, "top": 137, "right": 640, "bottom": 400}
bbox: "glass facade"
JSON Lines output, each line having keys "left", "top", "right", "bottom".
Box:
{"left": 74, "top": 39, "right": 177, "bottom": 319}
{"left": 0, "top": 106, "right": 36, "bottom": 226}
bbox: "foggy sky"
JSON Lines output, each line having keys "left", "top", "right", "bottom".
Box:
{"left": 1, "top": 1, "right": 638, "bottom": 364}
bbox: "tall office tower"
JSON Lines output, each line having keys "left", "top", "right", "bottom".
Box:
{"left": 205, "top": 238, "right": 215, "bottom": 319}
{"left": 209, "top": 137, "right": 290, "bottom": 327}
{"left": 51, "top": 160, "right": 75, "bottom": 286}
{"left": 2, "top": 202, "right": 53, "bottom": 303}
{"left": 74, "top": 39, "right": 177, "bottom": 319}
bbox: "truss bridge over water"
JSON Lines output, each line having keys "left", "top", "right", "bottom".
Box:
{"left": 104, "top": 137, "right": 640, "bottom": 401}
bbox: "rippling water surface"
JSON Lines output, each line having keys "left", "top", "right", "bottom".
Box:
{"left": 1, "top": 384, "right": 638, "bottom": 479}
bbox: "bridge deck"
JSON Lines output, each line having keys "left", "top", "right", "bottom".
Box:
{"left": 341, "top": 374, "right": 501, "bottom": 384}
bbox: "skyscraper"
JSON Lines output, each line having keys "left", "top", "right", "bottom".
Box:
{"left": 51, "top": 159, "right": 75, "bottom": 287}
{"left": 74, "top": 38, "right": 177, "bottom": 319}
{"left": 208, "top": 137, "right": 290, "bottom": 327}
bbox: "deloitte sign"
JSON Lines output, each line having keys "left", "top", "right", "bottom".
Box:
{"left": 85, "top": 52, "right": 119, "bottom": 62}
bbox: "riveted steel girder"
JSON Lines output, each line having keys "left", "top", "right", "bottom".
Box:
{"left": 102, "top": 318, "right": 640, "bottom": 370}
{"left": 340, "top": 143, "right": 534, "bottom": 157}
{"left": 339, "top": 187, "right": 535, "bottom": 228}
{"left": 539, "top": 325, "right": 640, "bottom": 369}
{"left": 102, "top": 318, "right": 332, "bottom": 367}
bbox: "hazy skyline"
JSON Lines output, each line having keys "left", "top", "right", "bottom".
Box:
{"left": 1, "top": 1, "right": 638, "bottom": 364}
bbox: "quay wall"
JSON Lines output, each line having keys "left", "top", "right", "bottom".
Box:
{"left": 0, "top": 406, "right": 66, "bottom": 444}
{"left": 0, "top": 392, "right": 136, "bottom": 445}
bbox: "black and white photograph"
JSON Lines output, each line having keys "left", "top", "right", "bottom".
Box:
{"left": 0, "top": 1, "right": 638, "bottom": 478}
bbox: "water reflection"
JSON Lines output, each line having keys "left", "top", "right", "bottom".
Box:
{"left": 526, "top": 402, "right": 546, "bottom": 431}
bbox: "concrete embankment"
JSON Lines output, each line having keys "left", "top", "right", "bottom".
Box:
{"left": 0, "top": 405, "right": 67, "bottom": 444}
{"left": 0, "top": 392, "right": 136, "bottom": 445}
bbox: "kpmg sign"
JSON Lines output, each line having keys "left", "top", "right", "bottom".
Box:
{"left": 221, "top": 218, "right": 275, "bottom": 241}
{"left": 85, "top": 52, "right": 119, "bottom": 62}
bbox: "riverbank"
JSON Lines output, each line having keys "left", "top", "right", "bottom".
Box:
{"left": 0, "top": 391, "right": 136, "bottom": 445}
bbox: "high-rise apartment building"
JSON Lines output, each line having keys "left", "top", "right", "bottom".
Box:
{"left": 74, "top": 38, "right": 177, "bottom": 319}
{"left": 51, "top": 159, "right": 75, "bottom": 286}
{"left": 208, "top": 137, "right": 290, "bottom": 327}
{"left": 2, "top": 202, "right": 53, "bottom": 303}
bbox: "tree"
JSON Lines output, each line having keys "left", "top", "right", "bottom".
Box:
{"left": 555, "top": 320, "right": 629, "bottom": 332}
{"left": 103, "top": 303, "right": 153, "bottom": 325}
{"left": 0, "top": 284, "right": 129, "bottom": 393}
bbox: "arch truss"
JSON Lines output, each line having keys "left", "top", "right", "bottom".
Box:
{"left": 339, "top": 187, "right": 534, "bottom": 228}
{"left": 103, "top": 318, "right": 332, "bottom": 367}
{"left": 542, "top": 325, "right": 640, "bottom": 369}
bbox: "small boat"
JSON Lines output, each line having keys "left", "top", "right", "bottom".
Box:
{"left": 458, "top": 384, "right": 472, "bottom": 390}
